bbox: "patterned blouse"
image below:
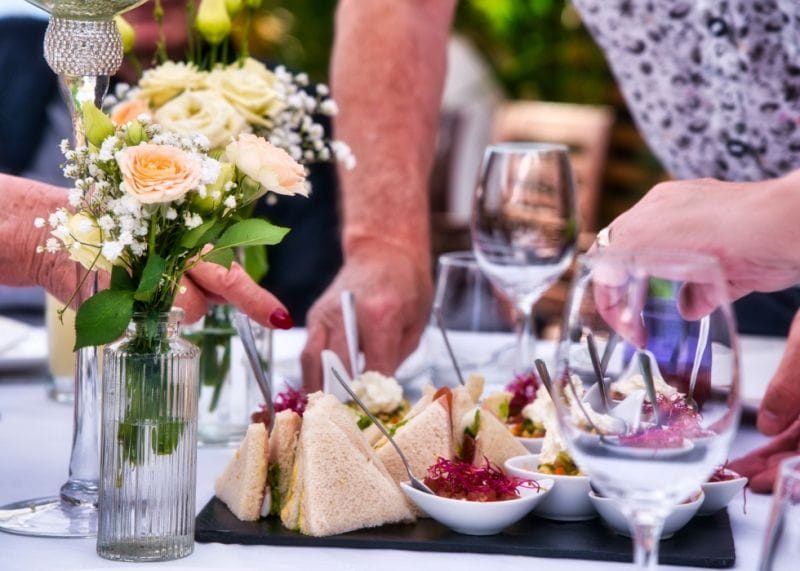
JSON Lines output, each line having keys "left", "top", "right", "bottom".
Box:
{"left": 572, "top": 0, "right": 800, "bottom": 181}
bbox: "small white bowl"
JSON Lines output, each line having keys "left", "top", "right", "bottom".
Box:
{"left": 400, "top": 479, "right": 553, "bottom": 536}
{"left": 504, "top": 454, "right": 595, "bottom": 521}
{"left": 700, "top": 471, "right": 747, "bottom": 515}
{"left": 589, "top": 490, "right": 704, "bottom": 539}
{"left": 517, "top": 436, "right": 544, "bottom": 454}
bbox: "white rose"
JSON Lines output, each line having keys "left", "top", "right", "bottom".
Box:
{"left": 225, "top": 133, "right": 308, "bottom": 197}
{"left": 206, "top": 58, "right": 283, "bottom": 126}
{"left": 154, "top": 90, "right": 249, "bottom": 149}
{"left": 59, "top": 212, "right": 113, "bottom": 272}
{"left": 140, "top": 61, "right": 207, "bottom": 107}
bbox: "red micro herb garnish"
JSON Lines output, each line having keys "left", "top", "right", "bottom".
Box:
{"left": 423, "top": 457, "right": 539, "bottom": 502}
{"left": 274, "top": 386, "right": 308, "bottom": 415}
{"left": 618, "top": 426, "right": 686, "bottom": 448}
{"left": 250, "top": 386, "right": 308, "bottom": 426}
{"left": 506, "top": 370, "right": 540, "bottom": 419}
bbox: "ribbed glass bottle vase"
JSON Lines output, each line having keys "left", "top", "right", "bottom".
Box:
{"left": 98, "top": 310, "right": 199, "bottom": 562}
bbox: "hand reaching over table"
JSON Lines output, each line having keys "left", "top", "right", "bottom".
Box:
{"left": 0, "top": 173, "right": 293, "bottom": 331}
{"left": 594, "top": 172, "right": 800, "bottom": 491}
{"left": 301, "top": 243, "right": 433, "bottom": 391}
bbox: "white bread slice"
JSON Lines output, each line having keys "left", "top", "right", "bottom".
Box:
{"left": 450, "top": 385, "right": 477, "bottom": 446}
{"left": 267, "top": 409, "right": 301, "bottom": 516}
{"left": 297, "top": 402, "right": 414, "bottom": 536}
{"left": 466, "top": 373, "right": 485, "bottom": 403}
{"left": 473, "top": 408, "right": 527, "bottom": 470}
{"left": 214, "top": 423, "right": 269, "bottom": 521}
{"left": 376, "top": 395, "right": 452, "bottom": 486}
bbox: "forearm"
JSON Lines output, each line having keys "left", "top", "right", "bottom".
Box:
{"left": 0, "top": 173, "right": 68, "bottom": 289}
{"left": 331, "top": 0, "right": 456, "bottom": 265}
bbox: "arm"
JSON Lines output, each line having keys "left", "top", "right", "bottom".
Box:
{"left": 0, "top": 173, "right": 290, "bottom": 329}
{"left": 301, "top": 0, "right": 457, "bottom": 389}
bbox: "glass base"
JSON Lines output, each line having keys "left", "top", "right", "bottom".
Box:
{"left": 97, "top": 535, "right": 194, "bottom": 562}
{"left": 0, "top": 496, "right": 96, "bottom": 538}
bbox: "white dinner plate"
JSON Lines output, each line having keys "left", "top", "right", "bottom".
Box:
{"left": 0, "top": 317, "right": 47, "bottom": 372}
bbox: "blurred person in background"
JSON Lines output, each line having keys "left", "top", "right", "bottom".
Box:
{"left": 324, "top": 0, "right": 800, "bottom": 491}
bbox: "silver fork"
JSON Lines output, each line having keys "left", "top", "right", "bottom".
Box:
{"left": 330, "top": 367, "right": 434, "bottom": 495}
{"left": 233, "top": 312, "right": 275, "bottom": 432}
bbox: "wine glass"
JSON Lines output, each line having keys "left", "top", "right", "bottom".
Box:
{"left": 554, "top": 250, "right": 740, "bottom": 570}
{"left": 471, "top": 142, "right": 577, "bottom": 371}
{"left": 759, "top": 456, "right": 800, "bottom": 570}
{"left": 0, "top": 0, "right": 147, "bottom": 539}
{"left": 429, "top": 251, "right": 516, "bottom": 388}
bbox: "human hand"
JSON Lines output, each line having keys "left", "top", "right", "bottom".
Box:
{"left": 728, "top": 419, "right": 800, "bottom": 493}
{"left": 300, "top": 243, "right": 433, "bottom": 391}
{"left": 593, "top": 176, "right": 800, "bottom": 344}
{"left": 755, "top": 310, "right": 800, "bottom": 436}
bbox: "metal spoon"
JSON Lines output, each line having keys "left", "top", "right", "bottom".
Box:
{"left": 340, "top": 290, "right": 361, "bottom": 378}
{"left": 637, "top": 350, "right": 663, "bottom": 427}
{"left": 599, "top": 332, "right": 619, "bottom": 376}
{"left": 233, "top": 312, "right": 275, "bottom": 432}
{"left": 587, "top": 333, "right": 611, "bottom": 413}
{"left": 434, "top": 307, "right": 465, "bottom": 386}
{"left": 687, "top": 315, "right": 710, "bottom": 411}
{"left": 331, "top": 367, "right": 434, "bottom": 495}
{"left": 534, "top": 359, "right": 615, "bottom": 441}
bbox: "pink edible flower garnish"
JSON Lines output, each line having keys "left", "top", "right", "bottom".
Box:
{"left": 618, "top": 426, "right": 686, "bottom": 448}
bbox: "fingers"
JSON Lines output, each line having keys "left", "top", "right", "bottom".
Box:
{"left": 359, "top": 293, "right": 404, "bottom": 374}
{"left": 186, "top": 261, "right": 292, "bottom": 329}
{"left": 301, "top": 320, "right": 328, "bottom": 392}
{"left": 758, "top": 311, "right": 800, "bottom": 435}
{"left": 174, "top": 275, "right": 208, "bottom": 324}
{"left": 729, "top": 419, "right": 800, "bottom": 492}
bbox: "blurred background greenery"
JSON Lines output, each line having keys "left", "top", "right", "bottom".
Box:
{"left": 246, "top": 0, "right": 666, "bottom": 225}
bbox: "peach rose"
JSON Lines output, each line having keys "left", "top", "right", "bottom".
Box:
{"left": 117, "top": 144, "right": 202, "bottom": 204}
{"left": 111, "top": 99, "right": 149, "bottom": 127}
{"left": 225, "top": 134, "right": 307, "bottom": 197}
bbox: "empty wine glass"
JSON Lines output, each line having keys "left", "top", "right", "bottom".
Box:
{"left": 759, "top": 456, "right": 800, "bottom": 571}
{"left": 471, "top": 142, "right": 577, "bottom": 371}
{"left": 554, "top": 250, "right": 741, "bottom": 570}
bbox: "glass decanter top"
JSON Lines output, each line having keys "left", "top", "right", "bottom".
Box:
{"left": 25, "top": 0, "right": 148, "bottom": 20}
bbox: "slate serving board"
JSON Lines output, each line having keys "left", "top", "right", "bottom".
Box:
{"left": 196, "top": 497, "right": 735, "bottom": 568}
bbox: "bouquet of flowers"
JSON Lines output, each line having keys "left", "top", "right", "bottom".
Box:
{"left": 100, "top": 0, "right": 354, "bottom": 418}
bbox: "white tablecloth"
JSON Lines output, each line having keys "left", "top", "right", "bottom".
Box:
{"left": 0, "top": 331, "right": 786, "bottom": 570}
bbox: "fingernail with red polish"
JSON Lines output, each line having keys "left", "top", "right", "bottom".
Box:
{"left": 270, "top": 308, "right": 294, "bottom": 330}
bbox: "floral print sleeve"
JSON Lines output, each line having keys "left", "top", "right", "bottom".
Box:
{"left": 572, "top": 0, "right": 800, "bottom": 181}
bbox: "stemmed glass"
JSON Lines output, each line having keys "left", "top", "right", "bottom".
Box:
{"left": 471, "top": 142, "right": 577, "bottom": 371}
{"left": 554, "top": 251, "right": 740, "bottom": 570}
{"left": 0, "top": 0, "right": 147, "bottom": 538}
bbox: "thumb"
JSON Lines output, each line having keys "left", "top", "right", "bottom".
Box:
{"left": 758, "top": 310, "right": 800, "bottom": 435}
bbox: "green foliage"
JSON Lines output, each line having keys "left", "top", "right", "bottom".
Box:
{"left": 74, "top": 289, "right": 135, "bottom": 350}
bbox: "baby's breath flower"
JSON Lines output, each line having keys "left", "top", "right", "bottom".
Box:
{"left": 33, "top": 217, "right": 45, "bottom": 229}
{"left": 101, "top": 241, "right": 123, "bottom": 263}
{"left": 316, "top": 84, "right": 330, "bottom": 97}
{"left": 183, "top": 212, "right": 203, "bottom": 229}
{"left": 223, "top": 196, "right": 236, "bottom": 209}
{"left": 165, "top": 208, "right": 178, "bottom": 220}
{"left": 45, "top": 238, "right": 61, "bottom": 253}
{"left": 320, "top": 99, "right": 338, "bottom": 115}
{"left": 98, "top": 215, "right": 115, "bottom": 232}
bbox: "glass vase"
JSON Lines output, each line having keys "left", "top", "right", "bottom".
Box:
{"left": 98, "top": 310, "right": 199, "bottom": 562}
{"left": 185, "top": 305, "right": 272, "bottom": 446}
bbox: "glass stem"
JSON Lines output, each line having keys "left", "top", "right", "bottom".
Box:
{"left": 631, "top": 510, "right": 665, "bottom": 570}
{"left": 516, "top": 304, "right": 536, "bottom": 372}
{"left": 57, "top": 74, "right": 109, "bottom": 506}
{"left": 61, "top": 271, "right": 100, "bottom": 506}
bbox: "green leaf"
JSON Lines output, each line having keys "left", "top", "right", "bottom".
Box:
{"left": 179, "top": 218, "right": 217, "bottom": 249}
{"left": 203, "top": 248, "right": 234, "bottom": 269}
{"left": 74, "top": 289, "right": 134, "bottom": 349}
{"left": 243, "top": 245, "right": 268, "bottom": 283}
{"left": 110, "top": 265, "right": 135, "bottom": 291}
{"left": 214, "top": 219, "right": 289, "bottom": 251}
{"left": 134, "top": 254, "right": 167, "bottom": 302}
